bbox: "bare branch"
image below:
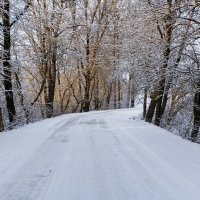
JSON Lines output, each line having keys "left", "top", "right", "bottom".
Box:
{"left": 10, "top": 1, "right": 32, "bottom": 27}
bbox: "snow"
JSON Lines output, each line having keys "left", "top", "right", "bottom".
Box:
{"left": 0, "top": 107, "right": 200, "bottom": 200}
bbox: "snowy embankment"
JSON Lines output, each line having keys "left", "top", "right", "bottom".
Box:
{"left": 0, "top": 107, "right": 200, "bottom": 200}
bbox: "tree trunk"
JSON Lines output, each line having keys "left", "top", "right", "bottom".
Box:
{"left": 46, "top": 50, "right": 56, "bottom": 118}
{"left": 113, "top": 81, "right": 117, "bottom": 109}
{"left": 127, "top": 75, "right": 131, "bottom": 107}
{"left": 0, "top": 108, "right": 4, "bottom": 132}
{"left": 2, "top": 0, "right": 16, "bottom": 123}
{"left": 83, "top": 9, "right": 91, "bottom": 112}
{"left": 155, "top": 79, "right": 166, "bottom": 126}
{"left": 83, "top": 68, "right": 91, "bottom": 112}
{"left": 155, "top": 95, "right": 163, "bottom": 126}
{"left": 118, "top": 80, "right": 121, "bottom": 109}
{"left": 94, "top": 73, "right": 100, "bottom": 110}
{"left": 191, "top": 82, "right": 200, "bottom": 142}
{"left": 130, "top": 79, "right": 135, "bottom": 108}
{"left": 143, "top": 87, "right": 147, "bottom": 119}
{"left": 145, "top": 98, "right": 157, "bottom": 123}
{"left": 15, "top": 72, "right": 29, "bottom": 123}
{"left": 106, "top": 85, "right": 112, "bottom": 109}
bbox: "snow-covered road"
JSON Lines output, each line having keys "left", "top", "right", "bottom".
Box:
{"left": 1, "top": 109, "right": 200, "bottom": 200}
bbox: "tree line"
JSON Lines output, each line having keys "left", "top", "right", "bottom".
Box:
{"left": 0, "top": 0, "right": 200, "bottom": 142}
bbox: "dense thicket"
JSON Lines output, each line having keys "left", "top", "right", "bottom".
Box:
{"left": 0, "top": 0, "right": 199, "bottom": 142}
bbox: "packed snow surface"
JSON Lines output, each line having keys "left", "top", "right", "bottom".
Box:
{"left": 0, "top": 107, "right": 200, "bottom": 200}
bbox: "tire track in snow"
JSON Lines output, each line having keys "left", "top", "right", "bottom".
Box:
{"left": 108, "top": 117, "right": 200, "bottom": 200}
{"left": 0, "top": 115, "right": 83, "bottom": 200}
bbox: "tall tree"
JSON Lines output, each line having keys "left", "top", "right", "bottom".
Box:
{"left": 1, "top": 0, "right": 31, "bottom": 124}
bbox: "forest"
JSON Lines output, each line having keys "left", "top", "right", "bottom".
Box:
{"left": 0, "top": 0, "right": 199, "bottom": 142}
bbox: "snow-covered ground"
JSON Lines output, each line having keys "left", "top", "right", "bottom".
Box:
{"left": 0, "top": 107, "right": 200, "bottom": 200}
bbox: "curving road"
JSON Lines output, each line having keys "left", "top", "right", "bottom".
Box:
{"left": 0, "top": 109, "right": 200, "bottom": 200}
